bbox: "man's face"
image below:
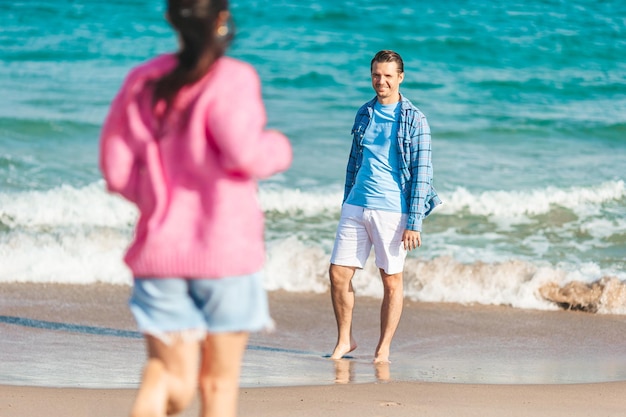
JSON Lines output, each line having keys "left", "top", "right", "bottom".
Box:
{"left": 371, "top": 61, "right": 404, "bottom": 104}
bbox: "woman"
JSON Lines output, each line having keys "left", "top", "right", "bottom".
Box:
{"left": 99, "top": 1, "right": 292, "bottom": 416}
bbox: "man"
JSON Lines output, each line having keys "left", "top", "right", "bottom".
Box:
{"left": 329, "top": 50, "right": 441, "bottom": 363}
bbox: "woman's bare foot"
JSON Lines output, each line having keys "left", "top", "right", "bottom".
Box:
{"left": 330, "top": 339, "right": 357, "bottom": 360}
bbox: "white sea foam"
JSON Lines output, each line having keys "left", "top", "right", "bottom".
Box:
{"left": 259, "top": 187, "right": 343, "bottom": 215}
{"left": 0, "top": 180, "right": 624, "bottom": 314}
{"left": 0, "top": 182, "right": 135, "bottom": 229}
{"left": 1, "top": 179, "right": 623, "bottom": 229}
{"left": 437, "top": 180, "right": 625, "bottom": 219}
{"left": 0, "top": 228, "right": 131, "bottom": 285}
{"left": 264, "top": 237, "right": 329, "bottom": 293}
{"left": 264, "top": 247, "right": 626, "bottom": 315}
{"left": 0, "top": 182, "right": 135, "bottom": 285}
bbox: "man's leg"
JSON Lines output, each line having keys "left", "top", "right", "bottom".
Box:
{"left": 329, "top": 263, "right": 358, "bottom": 359}
{"left": 374, "top": 270, "right": 404, "bottom": 363}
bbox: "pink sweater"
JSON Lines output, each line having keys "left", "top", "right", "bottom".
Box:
{"left": 100, "top": 54, "right": 292, "bottom": 278}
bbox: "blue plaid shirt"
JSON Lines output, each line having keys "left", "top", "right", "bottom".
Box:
{"left": 343, "top": 95, "right": 441, "bottom": 231}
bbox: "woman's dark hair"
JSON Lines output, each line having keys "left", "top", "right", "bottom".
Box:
{"left": 370, "top": 50, "right": 404, "bottom": 74}
{"left": 153, "top": 0, "right": 234, "bottom": 108}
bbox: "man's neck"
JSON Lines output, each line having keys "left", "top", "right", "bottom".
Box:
{"left": 377, "top": 93, "right": 401, "bottom": 105}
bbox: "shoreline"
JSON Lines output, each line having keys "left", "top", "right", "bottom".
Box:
{"left": 2, "top": 381, "right": 626, "bottom": 417}
{"left": 2, "top": 283, "right": 626, "bottom": 388}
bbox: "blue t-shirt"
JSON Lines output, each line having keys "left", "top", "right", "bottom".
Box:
{"left": 345, "top": 100, "right": 407, "bottom": 212}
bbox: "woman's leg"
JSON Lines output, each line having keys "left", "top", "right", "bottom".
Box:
{"left": 130, "top": 335, "right": 201, "bottom": 417}
{"left": 198, "top": 332, "right": 249, "bottom": 417}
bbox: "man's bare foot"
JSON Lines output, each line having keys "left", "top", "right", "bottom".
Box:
{"left": 373, "top": 355, "right": 391, "bottom": 364}
{"left": 373, "top": 346, "right": 390, "bottom": 363}
{"left": 330, "top": 339, "right": 357, "bottom": 360}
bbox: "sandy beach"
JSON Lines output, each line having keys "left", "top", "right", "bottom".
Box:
{"left": 2, "top": 283, "right": 626, "bottom": 416}
{"left": 3, "top": 0, "right": 625, "bottom": 415}
{"left": 1, "top": 380, "right": 626, "bottom": 417}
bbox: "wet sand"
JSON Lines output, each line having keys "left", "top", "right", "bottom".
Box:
{"left": 1, "top": 283, "right": 626, "bottom": 415}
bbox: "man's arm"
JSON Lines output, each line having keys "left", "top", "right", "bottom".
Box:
{"left": 406, "top": 111, "right": 434, "bottom": 232}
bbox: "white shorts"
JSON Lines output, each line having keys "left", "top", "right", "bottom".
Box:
{"left": 330, "top": 204, "right": 408, "bottom": 275}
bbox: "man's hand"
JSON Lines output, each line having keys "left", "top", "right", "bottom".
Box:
{"left": 402, "top": 230, "right": 421, "bottom": 251}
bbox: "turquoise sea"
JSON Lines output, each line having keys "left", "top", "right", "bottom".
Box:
{"left": 0, "top": 0, "right": 626, "bottom": 387}
{"left": 1, "top": 1, "right": 626, "bottom": 388}
{"left": 1, "top": 1, "right": 625, "bottom": 309}
{"left": 1, "top": 1, "right": 625, "bottom": 305}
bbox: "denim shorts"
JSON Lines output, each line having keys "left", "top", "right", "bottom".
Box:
{"left": 129, "top": 273, "right": 273, "bottom": 343}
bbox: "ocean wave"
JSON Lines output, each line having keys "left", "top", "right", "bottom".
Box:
{"left": 0, "top": 184, "right": 134, "bottom": 285}
{"left": 437, "top": 180, "right": 625, "bottom": 219}
{"left": 2, "top": 228, "right": 624, "bottom": 315}
{"left": 262, "top": 180, "right": 626, "bottom": 221}
{"left": 0, "top": 182, "right": 134, "bottom": 229}
{"left": 401, "top": 257, "right": 626, "bottom": 315}
{"left": 264, "top": 239, "right": 626, "bottom": 315}
{"left": 1, "top": 181, "right": 624, "bottom": 316}
{"left": 2, "top": 179, "right": 624, "bottom": 242}
{"left": 260, "top": 187, "right": 342, "bottom": 215}
{"left": 0, "top": 182, "right": 342, "bottom": 231}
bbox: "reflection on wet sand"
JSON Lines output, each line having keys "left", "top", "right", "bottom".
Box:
{"left": 333, "top": 359, "right": 391, "bottom": 384}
